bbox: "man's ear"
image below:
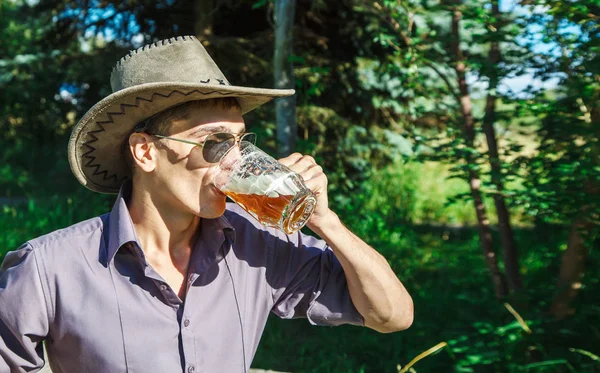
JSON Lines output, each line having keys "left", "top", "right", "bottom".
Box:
{"left": 129, "top": 133, "right": 156, "bottom": 173}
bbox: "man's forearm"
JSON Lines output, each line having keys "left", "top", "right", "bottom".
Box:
{"left": 308, "top": 210, "right": 414, "bottom": 333}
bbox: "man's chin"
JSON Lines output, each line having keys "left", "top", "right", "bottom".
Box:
{"left": 212, "top": 185, "right": 226, "bottom": 197}
{"left": 197, "top": 199, "right": 227, "bottom": 219}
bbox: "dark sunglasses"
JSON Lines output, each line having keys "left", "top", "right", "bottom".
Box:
{"left": 149, "top": 132, "right": 257, "bottom": 164}
{"left": 133, "top": 115, "right": 256, "bottom": 163}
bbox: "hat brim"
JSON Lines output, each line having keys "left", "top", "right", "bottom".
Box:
{"left": 68, "top": 82, "right": 294, "bottom": 194}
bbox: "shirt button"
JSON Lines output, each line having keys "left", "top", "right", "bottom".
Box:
{"left": 188, "top": 365, "right": 195, "bottom": 373}
{"left": 160, "top": 284, "right": 168, "bottom": 291}
{"left": 184, "top": 319, "right": 190, "bottom": 327}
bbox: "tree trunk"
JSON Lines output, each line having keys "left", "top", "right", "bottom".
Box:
{"left": 551, "top": 184, "right": 598, "bottom": 320}
{"left": 550, "top": 215, "right": 593, "bottom": 319}
{"left": 451, "top": 4, "right": 508, "bottom": 298}
{"left": 550, "top": 99, "right": 599, "bottom": 318}
{"left": 482, "top": 0, "right": 523, "bottom": 293}
{"left": 451, "top": 4, "right": 508, "bottom": 299}
{"left": 550, "top": 80, "right": 600, "bottom": 318}
{"left": 469, "top": 174, "right": 508, "bottom": 299}
{"left": 273, "top": 0, "right": 297, "bottom": 157}
{"left": 194, "top": 0, "right": 215, "bottom": 38}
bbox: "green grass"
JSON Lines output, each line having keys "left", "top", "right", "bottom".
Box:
{"left": 356, "top": 160, "right": 531, "bottom": 227}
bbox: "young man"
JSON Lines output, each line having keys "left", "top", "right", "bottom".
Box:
{"left": 0, "top": 36, "right": 413, "bottom": 373}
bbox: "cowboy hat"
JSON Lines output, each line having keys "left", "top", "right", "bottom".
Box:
{"left": 68, "top": 35, "right": 294, "bottom": 194}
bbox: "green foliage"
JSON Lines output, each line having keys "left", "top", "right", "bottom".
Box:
{"left": 0, "top": 190, "right": 113, "bottom": 255}
{"left": 511, "top": 0, "right": 600, "bottom": 233}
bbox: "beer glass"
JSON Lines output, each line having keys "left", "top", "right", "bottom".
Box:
{"left": 213, "top": 140, "right": 317, "bottom": 234}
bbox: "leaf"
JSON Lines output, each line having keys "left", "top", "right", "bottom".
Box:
{"left": 251, "top": 0, "right": 268, "bottom": 10}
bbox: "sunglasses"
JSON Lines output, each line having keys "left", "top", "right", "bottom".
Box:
{"left": 148, "top": 132, "right": 257, "bottom": 164}
{"left": 133, "top": 114, "right": 256, "bottom": 163}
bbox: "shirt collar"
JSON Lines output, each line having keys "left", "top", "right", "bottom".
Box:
{"left": 106, "top": 181, "right": 140, "bottom": 264}
{"left": 105, "top": 181, "right": 236, "bottom": 268}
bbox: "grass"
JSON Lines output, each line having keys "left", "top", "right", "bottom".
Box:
{"left": 357, "top": 159, "right": 531, "bottom": 227}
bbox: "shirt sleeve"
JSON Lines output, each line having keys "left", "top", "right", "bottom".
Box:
{"left": 266, "top": 228, "right": 364, "bottom": 327}
{"left": 0, "top": 243, "right": 50, "bottom": 372}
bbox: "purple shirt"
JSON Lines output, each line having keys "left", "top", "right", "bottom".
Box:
{"left": 0, "top": 184, "right": 363, "bottom": 373}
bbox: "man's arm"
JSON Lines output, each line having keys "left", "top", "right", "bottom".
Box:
{"left": 308, "top": 210, "right": 414, "bottom": 333}
{"left": 279, "top": 153, "right": 414, "bottom": 333}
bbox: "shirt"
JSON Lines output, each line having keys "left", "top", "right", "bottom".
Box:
{"left": 0, "top": 183, "right": 363, "bottom": 373}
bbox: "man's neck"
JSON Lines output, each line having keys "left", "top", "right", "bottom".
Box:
{"left": 127, "top": 185, "right": 200, "bottom": 262}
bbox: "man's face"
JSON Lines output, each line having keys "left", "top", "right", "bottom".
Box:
{"left": 140, "top": 104, "right": 245, "bottom": 219}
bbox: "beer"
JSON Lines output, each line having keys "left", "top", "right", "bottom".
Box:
{"left": 223, "top": 189, "right": 315, "bottom": 234}
{"left": 214, "top": 142, "right": 316, "bottom": 234}
{"left": 223, "top": 191, "right": 293, "bottom": 226}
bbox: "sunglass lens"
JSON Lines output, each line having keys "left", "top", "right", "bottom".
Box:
{"left": 241, "top": 133, "right": 257, "bottom": 146}
{"left": 203, "top": 133, "right": 236, "bottom": 163}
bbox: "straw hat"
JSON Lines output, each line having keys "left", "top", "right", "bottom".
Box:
{"left": 68, "top": 35, "right": 294, "bottom": 194}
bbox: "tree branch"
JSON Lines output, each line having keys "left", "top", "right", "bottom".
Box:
{"left": 422, "top": 60, "right": 462, "bottom": 105}
{"left": 367, "top": 1, "right": 461, "bottom": 103}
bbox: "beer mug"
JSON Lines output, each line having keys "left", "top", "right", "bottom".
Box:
{"left": 213, "top": 138, "right": 317, "bottom": 234}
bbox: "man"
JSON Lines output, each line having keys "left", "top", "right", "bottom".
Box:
{"left": 0, "top": 35, "right": 413, "bottom": 373}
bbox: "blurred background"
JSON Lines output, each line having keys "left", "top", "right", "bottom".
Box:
{"left": 1, "top": 0, "right": 599, "bottom": 372}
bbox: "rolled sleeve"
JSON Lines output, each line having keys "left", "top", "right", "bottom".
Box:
{"left": 267, "top": 229, "right": 363, "bottom": 327}
{"left": 0, "top": 243, "right": 50, "bottom": 372}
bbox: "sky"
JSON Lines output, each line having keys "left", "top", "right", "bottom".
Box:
{"left": 471, "top": 0, "right": 580, "bottom": 97}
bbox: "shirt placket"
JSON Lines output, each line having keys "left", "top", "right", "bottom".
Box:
{"left": 180, "top": 289, "right": 198, "bottom": 373}
{"left": 128, "top": 242, "right": 199, "bottom": 371}
{"left": 179, "top": 231, "right": 231, "bottom": 373}
{"left": 147, "top": 271, "right": 202, "bottom": 372}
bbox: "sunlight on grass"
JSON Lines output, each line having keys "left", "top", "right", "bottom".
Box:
{"left": 363, "top": 160, "right": 531, "bottom": 226}
{"left": 503, "top": 303, "right": 532, "bottom": 334}
{"left": 397, "top": 341, "right": 448, "bottom": 373}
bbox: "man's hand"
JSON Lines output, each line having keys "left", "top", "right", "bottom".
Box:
{"left": 278, "top": 152, "right": 332, "bottom": 229}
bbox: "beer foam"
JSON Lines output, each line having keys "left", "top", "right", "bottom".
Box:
{"left": 223, "top": 173, "right": 288, "bottom": 197}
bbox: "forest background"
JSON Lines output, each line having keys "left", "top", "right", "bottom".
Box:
{"left": 1, "top": 0, "right": 599, "bottom": 371}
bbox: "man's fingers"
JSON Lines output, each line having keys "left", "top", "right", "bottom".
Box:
{"left": 301, "top": 164, "right": 324, "bottom": 182}
{"left": 278, "top": 152, "right": 303, "bottom": 167}
{"left": 278, "top": 153, "right": 316, "bottom": 174}
{"left": 293, "top": 156, "right": 317, "bottom": 174}
{"left": 303, "top": 173, "right": 327, "bottom": 196}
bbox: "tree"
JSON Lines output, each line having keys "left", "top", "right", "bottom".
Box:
{"left": 0, "top": 0, "right": 109, "bottom": 196}
{"left": 273, "top": 0, "right": 298, "bottom": 157}
{"left": 355, "top": 0, "right": 521, "bottom": 298}
{"left": 480, "top": 0, "right": 522, "bottom": 293}
{"left": 517, "top": 0, "right": 600, "bottom": 319}
{"left": 449, "top": 0, "right": 511, "bottom": 298}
